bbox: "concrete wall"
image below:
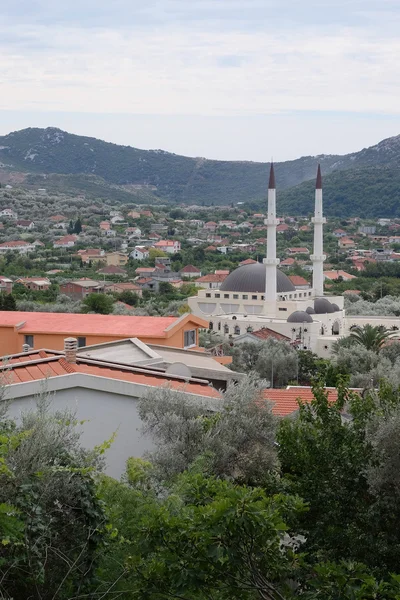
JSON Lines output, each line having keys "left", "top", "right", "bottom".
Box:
{"left": 6, "top": 387, "right": 154, "bottom": 479}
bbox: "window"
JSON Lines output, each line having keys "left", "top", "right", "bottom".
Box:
{"left": 224, "top": 324, "right": 229, "bottom": 334}
{"left": 278, "top": 307, "right": 287, "bottom": 311}
{"left": 215, "top": 293, "right": 220, "bottom": 298}
{"left": 24, "top": 335, "right": 34, "bottom": 348}
{"left": 242, "top": 295, "right": 248, "bottom": 300}
{"left": 234, "top": 325, "right": 241, "bottom": 335}
{"left": 77, "top": 337, "right": 86, "bottom": 348}
{"left": 233, "top": 294, "right": 239, "bottom": 299}
{"left": 224, "top": 294, "right": 229, "bottom": 299}
{"left": 209, "top": 322, "right": 213, "bottom": 330}
{"left": 261, "top": 295, "right": 265, "bottom": 300}
{"left": 184, "top": 329, "right": 196, "bottom": 348}
{"left": 206, "top": 293, "right": 211, "bottom": 298}
{"left": 252, "top": 295, "right": 257, "bottom": 300}
{"left": 218, "top": 322, "right": 221, "bottom": 331}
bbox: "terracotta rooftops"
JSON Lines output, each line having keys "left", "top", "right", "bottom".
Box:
{"left": 0, "top": 311, "right": 207, "bottom": 338}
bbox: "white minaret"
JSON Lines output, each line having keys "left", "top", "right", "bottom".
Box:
{"left": 264, "top": 163, "right": 280, "bottom": 316}
{"left": 311, "top": 164, "right": 326, "bottom": 297}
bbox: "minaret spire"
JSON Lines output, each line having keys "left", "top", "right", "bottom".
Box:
{"left": 311, "top": 164, "right": 326, "bottom": 297}
{"left": 264, "top": 162, "right": 280, "bottom": 315}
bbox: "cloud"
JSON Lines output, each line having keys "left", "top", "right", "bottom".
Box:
{"left": 0, "top": 0, "right": 400, "bottom": 120}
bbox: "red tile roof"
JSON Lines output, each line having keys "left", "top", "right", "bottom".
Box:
{"left": 196, "top": 274, "right": 227, "bottom": 283}
{"left": 239, "top": 258, "right": 257, "bottom": 266}
{"left": 288, "top": 275, "right": 309, "bottom": 286}
{"left": 3, "top": 355, "right": 220, "bottom": 398}
{"left": 264, "top": 386, "right": 340, "bottom": 416}
{"left": 0, "top": 311, "right": 184, "bottom": 337}
{"left": 250, "top": 328, "right": 290, "bottom": 342}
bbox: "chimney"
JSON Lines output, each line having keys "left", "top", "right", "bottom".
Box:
{"left": 22, "top": 344, "right": 30, "bottom": 353}
{"left": 64, "top": 337, "right": 78, "bottom": 364}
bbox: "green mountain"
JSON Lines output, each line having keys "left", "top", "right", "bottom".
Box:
{"left": 279, "top": 166, "right": 400, "bottom": 218}
{"left": 0, "top": 127, "right": 400, "bottom": 213}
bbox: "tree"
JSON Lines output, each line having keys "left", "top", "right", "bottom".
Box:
{"left": 2, "top": 293, "right": 16, "bottom": 311}
{"left": 349, "top": 324, "right": 392, "bottom": 352}
{"left": 74, "top": 217, "right": 82, "bottom": 234}
{"left": 118, "top": 290, "right": 139, "bottom": 306}
{"left": 0, "top": 398, "right": 108, "bottom": 599}
{"left": 276, "top": 380, "right": 400, "bottom": 573}
{"left": 149, "top": 248, "right": 167, "bottom": 260}
{"left": 138, "top": 375, "right": 278, "bottom": 484}
{"left": 82, "top": 292, "right": 114, "bottom": 314}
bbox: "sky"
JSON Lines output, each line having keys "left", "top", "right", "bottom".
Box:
{"left": 0, "top": 0, "right": 399, "bottom": 161}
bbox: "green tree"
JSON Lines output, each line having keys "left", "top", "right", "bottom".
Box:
{"left": 2, "top": 293, "right": 16, "bottom": 311}
{"left": 118, "top": 290, "right": 139, "bottom": 306}
{"left": 82, "top": 292, "right": 114, "bottom": 314}
{"left": 349, "top": 324, "right": 392, "bottom": 352}
{"left": 0, "top": 399, "right": 108, "bottom": 599}
{"left": 139, "top": 375, "right": 278, "bottom": 484}
{"left": 74, "top": 217, "right": 82, "bottom": 234}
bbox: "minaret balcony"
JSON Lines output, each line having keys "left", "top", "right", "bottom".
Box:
{"left": 311, "top": 217, "right": 326, "bottom": 225}
{"left": 310, "top": 254, "right": 326, "bottom": 262}
{"left": 264, "top": 218, "right": 280, "bottom": 226}
{"left": 263, "top": 257, "right": 280, "bottom": 266}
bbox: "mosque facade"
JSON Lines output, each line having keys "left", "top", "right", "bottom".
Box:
{"left": 188, "top": 164, "right": 346, "bottom": 358}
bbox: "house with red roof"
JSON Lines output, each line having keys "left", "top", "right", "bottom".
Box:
{"left": 179, "top": 265, "right": 202, "bottom": 278}
{"left": 154, "top": 240, "right": 181, "bottom": 254}
{"left": 288, "top": 275, "right": 310, "bottom": 289}
{"left": 0, "top": 311, "right": 209, "bottom": 355}
{"left": 0, "top": 240, "right": 35, "bottom": 254}
{"left": 195, "top": 273, "right": 228, "bottom": 289}
{"left": 53, "top": 235, "right": 78, "bottom": 249}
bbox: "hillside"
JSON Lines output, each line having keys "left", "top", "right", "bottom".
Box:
{"left": 278, "top": 166, "right": 400, "bottom": 218}
{"left": 0, "top": 127, "right": 400, "bottom": 211}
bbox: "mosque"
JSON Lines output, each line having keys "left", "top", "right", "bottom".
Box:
{"left": 188, "top": 164, "right": 347, "bottom": 358}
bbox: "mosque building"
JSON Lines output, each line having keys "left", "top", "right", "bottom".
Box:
{"left": 188, "top": 164, "right": 346, "bottom": 357}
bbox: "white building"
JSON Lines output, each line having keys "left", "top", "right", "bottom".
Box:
{"left": 131, "top": 246, "right": 150, "bottom": 261}
{"left": 188, "top": 165, "right": 346, "bottom": 358}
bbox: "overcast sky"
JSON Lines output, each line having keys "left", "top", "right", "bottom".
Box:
{"left": 0, "top": 0, "right": 399, "bottom": 161}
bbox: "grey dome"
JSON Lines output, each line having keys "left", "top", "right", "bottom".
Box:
{"left": 314, "top": 297, "right": 335, "bottom": 314}
{"left": 331, "top": 303, "right": 340, "bottom": 312}
{"left": 220, "top": 262, "right": 295, "bottom": 293}
{"left": 306, "top": 306, "right": 316, "bottom": 314}
{"left": 287, "top": 311, "right": 313, "bottom": 323}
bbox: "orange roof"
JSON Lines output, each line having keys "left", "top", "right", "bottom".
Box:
{"left": 239, "top": 258, "right": 257, "bottom": 266}
{"left": 0, "top": 311, "right": 204, "bottom": 338}
{"left": 3, "top": 355, "right": 220, "bottom": 398}
{"left": 250, "top": 328, "right": 290, "bottom": 342}
{"left": 196, "top": 274, "right": 227, "bottom": 283}
{"left": 264, "top": 386, "right": 340, "bottom": 416}
{"left": 288, "top": 275, "right": 309, "bottom": 286}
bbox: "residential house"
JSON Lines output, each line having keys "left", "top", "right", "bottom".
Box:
{"left": 358, "top": 226, "right": 376, "bottom": 235}
{"left": 204, "top": 221, "right": 217, "bottom": 231}
{"left": 128, "top": 210, "right": 141, "bottom": 219}
{"left": 0, "top": 241, "right": 35, "bottom": 254}
{"left": 148, "top": 232, "right": 161, "bottom": 241}
{"left": 179, "top": 265, "right": 202, "bottom": 278}
{"left": 377, "top": 218, "right": 391, "bottom": 227}
{"left": 59, "top": 278, "right": 105, "bottom": 299}
{"left": 333, "top": 228, "right": 347, "bottom": 238}
{"left": 97, "top": 265, "right": 127, "bottom": 277}
{"left": 104, "top": 282, "right": 142, "bottom": 297}
{"left": 100, "top": 221, "right": 111, "bottom": 232}
{"left": 53, "top": 235, "right": 78, "bottom": 249}
{"left": 195, "top": 273, "right": 228, "bottom": 289}
{"left": 16, "top": 277, "right": 51, "bottom": 291}
{"left": 105, "top": 252, "right": 129, "bottom": 267}
{"left": 131, "top": 246, "right": 149, "bottom": 261}
{"left": 0, "top": 277, "right": 13, "bottom": 294}
{"left": 276, "top": 223, "right": 289, "bottom": 233}
{"left": 233, "top": 327, "right": 291, "bottom": 345}
{"left": 338, "top": 237, "right": 356, "bottom": 249}
{"left": 280, "top": 257, "right": 296, "bottom": 268}
{"left": 239, "top": 259, "right": 257, "bottom": 266}
{"left": 16, "top": 219, "right": 35, "bottom": 230}
{"left": 288, "top": 275, "right": 310, "bottom": 289}
{"left": 0, "top": 311, "right": 208, "bottom": 356}
{"left": 286, "top": 247, "right": 310, "bottom": 256}
{"left": 154, "top": 240, "right": 181, "bottom": 254}
{"left": 135, "top": 267, "right": 156, "bottom": 276}
{"left": 0, "top": 208, "right": 17, "bottom": 219}
{"left": 125, "top": 227, "right": 142, "bottom": 238}
{"left": 323, "top": 270, "right": 357, "bottom": 282}
{"left": 77, "top": 249, "right": 105, "bottom": 264}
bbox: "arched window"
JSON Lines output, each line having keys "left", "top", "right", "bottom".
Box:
{"left": 209, "top": 321, "right": 213, "bottom": 330}
{"left": 234, "top": 325, "right": 240, "bottom": 335}
{"left": 232, "top": 315, "right": 237, "bottom": 320}
{"left": 218, "top": 322, "right": 221, "bottom": 331}
{"left": 224, "top": 324, "right": 229, "bottom": 334}
{"left": 320, "top": 326, "right": 325, "bottom": 335}
{"left": 332, "top": 321, "right": 340, "bottom": 335}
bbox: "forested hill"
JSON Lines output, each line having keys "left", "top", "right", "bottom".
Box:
{"left": 0, "top": 127, "right": 400, "bottom": 211}
{"left": 278, "top": 166, "right": 400, "bottom": 218}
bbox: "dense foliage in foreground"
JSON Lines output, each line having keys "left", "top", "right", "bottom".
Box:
{"left": 2, "top": 378, "right": 400, "bottom": 598}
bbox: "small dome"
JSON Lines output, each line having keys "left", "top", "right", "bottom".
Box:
{"left": 314, "top": 297, "right": 335, "bottom": 314}
{"left": 306, "top": 306, "right": 316, "bottom": 314}
{"left": 331, "top": 303, "right": 340, "bottom": 312}
{"left": 219, "top": 262, "right": 295, "bottom": 293}
{"left": 287, "top": 311, "right": 313, "bottom": 323}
